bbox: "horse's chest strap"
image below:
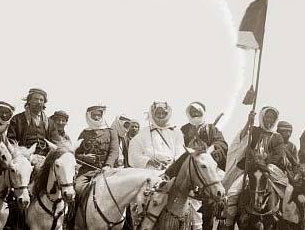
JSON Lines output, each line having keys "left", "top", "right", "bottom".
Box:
{"left": 37, "top": 195, "right": 66, "bottom": 230}
{"left": 92, "top": 181, "right": 125, "bottom": 229}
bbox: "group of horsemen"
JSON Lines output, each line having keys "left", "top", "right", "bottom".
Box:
{"left": 0, "top": 88, "right": 305, "bottom": 230}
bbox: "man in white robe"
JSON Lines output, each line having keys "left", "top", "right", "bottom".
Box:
{"left": 129, "top": 102, "right": 185, "bottom": 169}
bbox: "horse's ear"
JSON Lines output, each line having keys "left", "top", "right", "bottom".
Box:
{"left": 206, "top": 145, "right": 215, "bottom": 155}
{"left": 5, "top": 140, "right": 14, "bottom": 153}
{"left": 0, "top": 142, "right": 12, "bottom": 158}
{"left": 44, "top": 139, "right": 57, "bottom": 151}
{"left": 27, "top": 143, "right": 37, "bottom": 156}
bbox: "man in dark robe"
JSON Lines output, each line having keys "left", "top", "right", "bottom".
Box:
{"left": 7, "top": 88, "right": 60, "bottom": 156}
{"left": 223, "top": 107, "right": 288, "bottom": 230}
{"left": 277, "top": 121, "right": 299, "bottom": 175}
{"left": 181, "top": 102, "right": 228, "bottom": 230}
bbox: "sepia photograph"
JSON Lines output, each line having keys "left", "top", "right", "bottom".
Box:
{"left": 0, "top": 0, "right": 305, "bottom": 229}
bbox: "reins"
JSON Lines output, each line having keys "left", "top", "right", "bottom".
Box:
{"left": 91, "top": 172, "right": 125, "bottom": 229}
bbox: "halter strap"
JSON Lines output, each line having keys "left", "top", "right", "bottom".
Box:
{"left": 188, "top": 155, "right": 221, "bottom": 201}
{"left": 7, "top": 170, "right": 29, "bottom": 191}
{"left": 37, "top": 194, "right": 66, "bottom": 230}
{"left": 92, "top": 178, "right": 125, "bottom": 229}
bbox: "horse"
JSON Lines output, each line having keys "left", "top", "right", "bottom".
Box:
{"left": 26, "top": 144, "right": 77, "bottom": 230}
{"left": 135, "top": 149, "right": 226, "bottom": 230}
{"left": 74, "top": 168, "right": 163, "bottom": 230}
{"left": 0, "top": 142, "right": 35, "bottom": 230}
{"left": 237, "top": 161, "right": 281, "bottom": 230}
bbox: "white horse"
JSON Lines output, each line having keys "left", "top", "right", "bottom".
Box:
{"left": 136, "top": 150, "right": 226, "bottom": 230}
{"left": 75, "top": 168, "right": 163, "bottom": 230}
{"left": 0, "top": 142, "right": 35, "bottom": 230}
{"left": 26, "top": 144, "right": 77, "bottom": 230}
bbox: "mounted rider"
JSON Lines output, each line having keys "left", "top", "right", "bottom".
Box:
{"left": 129, "top": 101, "right": 185, "bottom": 170}
{"left": 181, "top": 102, "right": 228, "bottom": 230}
{"left": 223, "top": 106, "right": 289, "bottom": 229}
{"left": 111, "top": 114, "right": 132, "bottom": 168}
{"left": 50, "top": 110, "right": 71, "bottom": 143}
{"left": 7, "top": 88, "right": 60, "bottom": 156}
{"left": 75, "top": 105, "right": 119, "bottom": 176}
{"left": 0, "top": 101, "right": 15, "bottom": 143}
{"left": 0, "top": 101, "right": 15, "bottom": 172}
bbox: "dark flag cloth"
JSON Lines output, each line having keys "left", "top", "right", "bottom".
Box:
{"left": 237, "top": 0, "right": 268, "bottom": 50}
{"left": 242, "top": 84, "right": 256, "bottom": 105}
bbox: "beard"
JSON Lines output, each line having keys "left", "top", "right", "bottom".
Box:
{"left": 30, "top": 103, "right": 44, "bottom": 114}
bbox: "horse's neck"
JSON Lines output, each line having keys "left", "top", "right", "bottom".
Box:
{"left": 166, "top": 162, "right": 191, "bottom": 216}
{"left": 46, "top": 167, "right": 61, "bottom": 201}
{"left": 96, "top": 170, "right": 158, "bottom": 210}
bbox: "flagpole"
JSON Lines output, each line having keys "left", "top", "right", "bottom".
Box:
{"left": 251, "top": 0, "right": 269, "bottom": 112}
{"left": 242, "top": 0, "right": 269, "bottom": 190}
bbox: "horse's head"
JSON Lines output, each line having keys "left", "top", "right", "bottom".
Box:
{"left": 187, "top": 148, "right": 225, "bottom": 201}
{"left": 52, "top": 149, "right": 76, "bottom": 202}
{"left": 8, "top": 155, "right": 33, "bottom": 209}
{"left": 247, "top": 159, "right": 270, "bottom": 212}
{"left": 0, "top": 142, "right": 12, "bottom": 168}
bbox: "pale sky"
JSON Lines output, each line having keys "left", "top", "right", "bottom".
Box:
{"left": 0, "top": 0, "right": 304, "bottom": 146}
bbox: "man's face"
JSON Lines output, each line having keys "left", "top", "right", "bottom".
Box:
{"left": 54, "top": 117, "right": 67, "bottom": 131}
{"left": 128, "top": 122, "right": 140, "bottom": 138}
{"left": 189, "top": 106, "right": 203, "bottom": 118}
{"left": 263, "top": 110, "right": 277, "bottom": 129}
{"left": 28, "top": 93, "right": 45, "bottom": 113}
{"left": 90, "top": 110, "right": 103, "bottom": 121}
{"left": 154, "top": 107, "right": 168, "bottom": 120}
{"left": 0, "top": 107, "right": 13, "bottom": 122}
{"left": 278, "top": 129, "right": 292, "bottom": 142}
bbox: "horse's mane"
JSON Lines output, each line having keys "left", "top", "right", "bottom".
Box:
{"left": 165, "top": 152, "right": 189, "bottom": 178}
{"left": 33, "top": 146, "right": 72, "bottom": 196}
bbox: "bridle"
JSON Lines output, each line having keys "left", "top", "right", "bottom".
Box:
{"left": 6, "top": 167, "right": 30, "bottom": 195}
{"left": 188, "top": 154, "right": 221, "bottom": 201}
{"left": 52, "top": 163, "right": 75, "bottom": 192}
{"left": 90, "top": 171, "right": 125, "bottom": 229}
{"left": 245, "top": 170, "right": 280, "bottom": 221}
{"left": 37, "top": 158, "right": 76, "bottom": 230}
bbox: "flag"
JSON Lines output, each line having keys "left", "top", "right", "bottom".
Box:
{"left": 237, "top": 0, "right": 268, "bottom": 50}
{"left": 242, "top": 84, "right": 255, "bottom": 105}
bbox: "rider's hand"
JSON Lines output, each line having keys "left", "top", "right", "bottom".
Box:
{"left": 102, "top": 165, "right": 111, "bottom": 171}
{"left": 155, "top": 154, "right": 172, "bottom": 165}
{"left": 83, "top": 154, "right": 96, "bottom": 164}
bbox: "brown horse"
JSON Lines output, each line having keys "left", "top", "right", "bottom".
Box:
{"left": 237, "top": 162, "right": 281, "bottom": 230}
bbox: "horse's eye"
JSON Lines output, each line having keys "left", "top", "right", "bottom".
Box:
{"left": 55, "top": 163, "right": 60, "bottom": 168}
{"left": 201, "top": 165, "right": 207, "bottom": 169}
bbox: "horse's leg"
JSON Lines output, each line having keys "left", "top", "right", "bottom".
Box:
{"left": 74, "top": 207, "right": 86, "bottom": 230}
{"left": 201, "top": 200, "right": 214, "bottom": 230}
{"left": 0, "top": 200, "right": 9, "bottom": 230}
